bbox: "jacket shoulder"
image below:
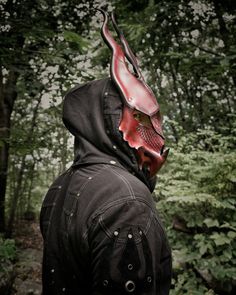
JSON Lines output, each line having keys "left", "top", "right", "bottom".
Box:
{"left": 64, "top": 78, "right": 110, "bottom": 97}
{"left": 78, "top": 164, "right": 153, "bottom": 205}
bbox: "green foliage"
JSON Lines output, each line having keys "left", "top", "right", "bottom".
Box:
{"left": 0, "top": 238, "right": 16, "bottom": 272}
{"left": 1, "top": 0, "right": 94, "bottom": 231}
{"left": 105, "top": 4, "right": 236, "bottom": 291}
{"left": 63, "top": 30, "right": 89, "bottom": 52}
{"left": 113, "top": 0, "right": 236, "bottom": 135}
{"left": 1, "top": 0, "right": 236, "bottom": 292}
{"left": 156, "top": 129, "right": 236, "bottom": 293}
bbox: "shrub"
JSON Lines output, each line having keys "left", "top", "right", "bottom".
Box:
{"left": 0, "top": 238, "right": 16, "bottom": 273}
{"left": 156, "top": 129, "right": 236, "bottom": 294}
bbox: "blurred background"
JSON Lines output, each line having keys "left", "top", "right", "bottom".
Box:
{"left": 0, "top": 0, "right": 235, "bottom": 294}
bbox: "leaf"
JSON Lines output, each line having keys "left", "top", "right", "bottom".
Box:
{"left": 223, "top": 248, "right": 232, "bottom": 260}
{"left": 203, "top": 218, "right": 219, "bottom": 228}
{"left": 199, "top": 244, "right": 208, "bottom": 255}
{"left": 227, "top": 176, "right": 236, "bottom": 183}
{"left": 210, "top": 233, "right": 231, "bottom": 246}
{"left": 227, "top": 231, "right": 236, "bottom": 239}
{"left": 220, "top": 223, "right": 236, "bottom": 231}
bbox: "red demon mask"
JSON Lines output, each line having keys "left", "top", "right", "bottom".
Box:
{"left": 99, "top": 10, "right": 169, "bottom": 176}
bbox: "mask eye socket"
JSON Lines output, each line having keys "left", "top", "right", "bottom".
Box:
{"left": 133, "top": 110, "right": 152, "bottom": 127}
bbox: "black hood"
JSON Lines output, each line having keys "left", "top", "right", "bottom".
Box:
{"left": 62, "top": 78, "right": 156, "bottom": 192}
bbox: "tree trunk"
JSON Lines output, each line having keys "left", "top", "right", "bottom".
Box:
{"left": 6, "top": 97, "right": 41, "bottom": 237}
{"left": 0, "top": 69, "right": 19, "bottom": 233}
{"left": 169, "top": 65, "right": 186, "bottom": 128}
{"left": 6, "top": 156, "right": 26, "bottom": 237}
{"left": 213, "top": 0, "right": 236, "bottom": 87}
{"left": 26, "top": 160, "right": 36, "bottom": 212}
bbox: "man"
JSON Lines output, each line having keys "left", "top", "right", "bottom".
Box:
{"left": 40, "top": 10, "right": 172, "bottom": 295}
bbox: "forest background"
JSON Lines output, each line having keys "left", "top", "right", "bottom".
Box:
{"left": 0, "top": 0, "right": 235, "bottom": 294}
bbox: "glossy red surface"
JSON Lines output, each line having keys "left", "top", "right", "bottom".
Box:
{"left": 99, "top": 10, "right": 168, "bottom": 176}
{"left": 119, "top": 106, "right": 169, "bottom": 176}
{"left": 100, "top": 10, "right": 159, "bottom": 116}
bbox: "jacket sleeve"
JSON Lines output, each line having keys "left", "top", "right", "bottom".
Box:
{"left": 88, "top": 199, "right": 172, "bottom": 295}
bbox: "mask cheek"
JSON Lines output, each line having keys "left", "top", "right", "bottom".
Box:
{"left": 119, "top": 107, "right": 142, "bottom": 149}
{"left": 119, "top": 106, "right": 168, "bottom": 177}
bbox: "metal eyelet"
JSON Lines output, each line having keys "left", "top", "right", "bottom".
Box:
{"left": 125, "top": 280, "right": 136, "bottom": 292}
{"left": 114, "top": 230, "right": 119, "bottom": 236}
{"left": 128, "top": 264, "right": 133, "bottom": 270}
{"left": 103, "top": 280, "right": 109, "bottom": 287}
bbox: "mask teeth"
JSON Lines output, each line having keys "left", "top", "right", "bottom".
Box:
{"left": 137, "top": 148, "right": 151, "bottom": 171}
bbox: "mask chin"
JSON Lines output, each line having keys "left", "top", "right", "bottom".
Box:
{"left": 137, "top": 147, "right": 166, "bottom": 177}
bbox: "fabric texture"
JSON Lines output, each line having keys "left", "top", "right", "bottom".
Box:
{"left": 40, "top": 78, "right": 172, "bottom": 295}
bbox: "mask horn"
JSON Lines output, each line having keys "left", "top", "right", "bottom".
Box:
{"left": 97, "top": 9, "right": 120, "bottom": 56}
{"left": 98, "top": 9, "right": 158, "bottom": 116}
{"left": 110, "top": 12, "right": 143, "bottom": 81}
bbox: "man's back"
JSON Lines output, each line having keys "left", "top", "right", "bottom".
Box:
{"left": 40, "top": 162, "right": 171, "bottom": 295}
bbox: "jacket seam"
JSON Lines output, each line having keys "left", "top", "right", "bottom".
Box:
{"left": 68, "top": 164, "right": 113, "bottom": 236}
{"left": 108, "top": 166, "right": 136, "bottom": 199}
{"left": 91, "top": 195, "right": 154, "bottom": 219}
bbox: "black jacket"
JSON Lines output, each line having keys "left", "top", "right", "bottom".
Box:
{"left": 40, "top": 78, "right": 172, "bottom": 295}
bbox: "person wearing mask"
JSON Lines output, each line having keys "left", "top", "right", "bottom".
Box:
{"left": 40, "top": 10, "right": 172, "bottom": 295}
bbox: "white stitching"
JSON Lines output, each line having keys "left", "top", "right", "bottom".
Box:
{"left": 109, "top": 167, "right": 136, "bottom": 199}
